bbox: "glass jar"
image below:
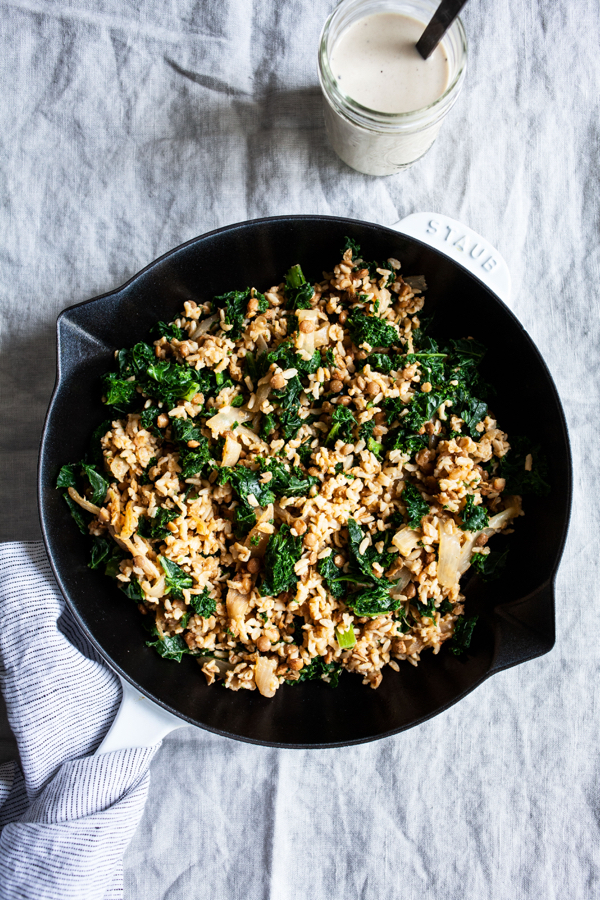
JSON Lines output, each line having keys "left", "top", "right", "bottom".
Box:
{"left": 318, "top": 0, "right": 468, "bottom": 176}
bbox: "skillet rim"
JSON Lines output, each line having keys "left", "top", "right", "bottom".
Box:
{"left": 37, "top": 214, "right": 573, "bottom": 748}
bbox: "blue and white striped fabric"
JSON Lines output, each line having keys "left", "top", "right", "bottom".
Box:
{"left": 0, "top": 543, "right": 159, "bottom": 900}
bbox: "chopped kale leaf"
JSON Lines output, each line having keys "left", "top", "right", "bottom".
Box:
{"left": 140, "top": 456, "right": 157, "bottom": 485}
{"left": 158, "top": 556, "right": 193, "bottom": 600}
{"left": 347, "top": 309, "right": 400, "bottom": 349}
{"left": 341, "top": 236, "right": 361, "bottom": 258}
{"left": 88, "top": 419, "right": 112, "bottom": 468}
{"left": 449, "top": 615, "right": 478, "bottom": 657}
{"left": 402, "top": 482, "right": 429, "bottom": 530}
{"left": 119, "top": 578, "right": 144, "bottom": 602}
{"left": 317, "top": 554, "right": 346, "bottom": 599}
{"left": 259, "top": 524, "right": 303, "bottom": 597}
{"left": 284, "top": 264, "right": 313, "bottom": 311}
{"left": 471, "top": 547, "right": 509, "bottom": 581}
{"left": 213, "top": 287, "right": 252, "bottom": 340}
{"left": 260, "top": 459, "right": 319, "bottom": 498}
{"left": 414, "top": 598, "right": 437, "bottom": 621}
{"left": 359, "top": 419, "right": 383, "bottom": 457}
{"left": 81, "top": 463, "right": 108, "bottom": 506}
{"left": 102, "top": 371, "right": 137, "bottom": 413}
{"left": 439, "top": 598, "right": 454, "bottom": 615}
{"left": 460, "top": 495, "right": 490, "bottom": 532}
{"left": 497, "top": 437, "right": 551, "bottom": 497}
{"left": 345, "top": 582, "right": 402, "bottom": 617}
{"left": 287, "top": 655, "right": 342, "bottom": 687}
{"left": 62, "top": 492, "right": 90, "bottom": 534}
{"left": 347, "top": 518, "right": 395, "bottom": 581}
{"left": 137, "top": 505, "right": 179, "bottom": 541}
{"left": 260, "top": 413, "right": 277, "bottom": 439}
{"left": 296, "top": 441, "right": 314, "bottom": 465}
{"left": 89, "top": 536, "right": 123, "bottom": 573}
{"left": 140, "top": 406, "right": 160, "bottom": 430}
{"left": 56, "top": 464, "right": 78, "bottom": 490}
{"left": 145, "top": 632, "right": 189, "bottom": 662}
{"left": 152, "top": 321, "right": 183, "bottom": 341}
{"left": 190, "top": 587, "right": 217, "bottom": 618}
{"left": 326, "top": 406, "right": 356, "bottom": 446}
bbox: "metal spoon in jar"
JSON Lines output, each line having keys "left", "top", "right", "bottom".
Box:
{"left": 416, "top": 0, "right": 469, "bottom": 60}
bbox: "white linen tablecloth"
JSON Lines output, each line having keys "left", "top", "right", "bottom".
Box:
{"left": 0, "top": 1, "right": 598, "bottom": 897}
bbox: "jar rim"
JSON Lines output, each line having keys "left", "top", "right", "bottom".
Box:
{"left": 318, "top": 0, "right": 468, "bottom": 128}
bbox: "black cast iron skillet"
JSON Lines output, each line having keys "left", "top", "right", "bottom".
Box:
{"left": 38, "top": 216, "right": 572, "bottom": 748}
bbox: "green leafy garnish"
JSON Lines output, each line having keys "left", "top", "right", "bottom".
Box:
{"left": 347, "top": 518, "right": 394, "bottom": 581}
{"left": 140, "top": 456, "right": 157, "bottom": 485}
{"left": 88, "top": 536, "right": 123, "bottom": 574}
{"left": 414, "top": 598, "right": 437, "bottom": 621}
{"left": 80, "top": 463, "right": 108, "bottom": 506}
{"left": 62, "top": 492, "right": 90, "bottom": 534}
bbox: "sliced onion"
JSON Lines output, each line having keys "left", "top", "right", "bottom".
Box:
{"left": 67, "top": 486, "right": 102, "bottom": 516}
{"left": 313, "top": 326, "right": 330, "bottom": 347}
{"left": 226, "top": 588, "right": 249, "bottom": 637}
{"left": 457, "top": 534, "right": 477, "bottom": 576}
{"left": 206, "top": 405, "right": 253, "bottom": 435}
{"left": 389, "top": 567, "right": 412, "bottom": 596}
{"left": 221, "top": 435, "right": 242, "bottom": 467}
{"left": 458, "top": 500, "right": 521, "bottom": 575}
{"left": 245, "top": 504, "right": 274, "bottom": 557}
{"left": 274, "top": 502, "right": 296, "bottom": 526}
{"left": 254, "top": 656, "right": 278, "bottom": 698}
{"left": 234, "top": 424, "right": 269, "bottom": 449}
{"left": 392, "top": 526, "right": 421, "bottom": 557}
{"left": 194, "top": 313, "right": 219, "bottom": 337}
{"left": 437, "top": 519, "right": 463, "bottom": 588}
{"left": 294, "top": 309, "right": 319, "bottom": 353}
{"left": 254, "top": 378, "right": 272, "bottom": 410}
{"left": 488, "top": 499, "right": 521, "bottom": 532}
{"left": 143, "top": 575, "right": 166, "bottom": 597}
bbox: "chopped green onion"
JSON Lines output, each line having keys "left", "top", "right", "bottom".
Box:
{"left": 335, "top": 623, "right": 356, "bottom": 649}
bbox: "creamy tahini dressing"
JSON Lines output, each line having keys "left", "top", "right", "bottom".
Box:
{"left": 330, "top": 12, "right": 450, "bottom": 114}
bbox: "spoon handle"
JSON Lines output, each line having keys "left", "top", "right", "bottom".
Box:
{"left": 416, "top": 0, "right": 469, "bottom": 60}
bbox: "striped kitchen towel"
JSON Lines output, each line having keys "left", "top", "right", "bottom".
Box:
{"left": 0, "top": 542, "right": 159, "bottom": 900}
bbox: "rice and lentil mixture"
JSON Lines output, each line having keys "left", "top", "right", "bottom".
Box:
{"left": 58, "top": 241, "right": 525, "bottom": 698}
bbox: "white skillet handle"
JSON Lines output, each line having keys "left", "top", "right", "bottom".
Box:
{"left": 96, "top": 676, "right": 186, "bottom": 754}
{"left": 390, "top": 212, "right": 512, "bottom": 306}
